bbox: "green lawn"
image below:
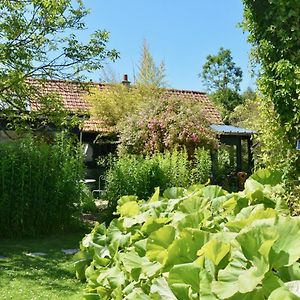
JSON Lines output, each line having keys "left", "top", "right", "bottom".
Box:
{"left": 0, "top": 232, "right": 87, "bottom": 300}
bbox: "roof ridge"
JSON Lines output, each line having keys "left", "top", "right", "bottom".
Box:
{"left": 164, "top": 87, "right": 207, "bottom": 95}
{"left": 29, "top": 78, "right": 207, "bottom": 94}
{"left": 28, "top": 77, "right": 108, "bottom": 86}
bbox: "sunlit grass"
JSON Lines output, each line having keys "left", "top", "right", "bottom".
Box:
{"left": 0, "top": 232, "right": 87, "bottom": 300}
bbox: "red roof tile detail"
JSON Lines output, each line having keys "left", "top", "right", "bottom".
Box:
{"left": 28, "top": 79, "right": 223, "bottom": 132}
{"left": 162, "top": 89, "right": 223, "bottom": 125}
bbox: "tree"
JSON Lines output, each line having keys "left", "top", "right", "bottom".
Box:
{"left": 0, "top": 0, "right": 119, "bottom": 126}
{"left": 242, "top": 0, "right": 300, "bottom": 210}
{"left": 201, "top": 48, "right": 243, "bottom": 92}
{"left": 135, "top": 40, "right": 167, "bottom": 88}
{"left": 87, "top": 41, "right": 165, "bottom": 129}
{"left": 201, "top": 48, "right": 243, "bottom": 118}
{"left": 242, "top": 0, "right": 300, "bottom": 140}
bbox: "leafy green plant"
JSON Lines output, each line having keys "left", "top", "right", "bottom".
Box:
{"left": 102, "top": 149, "right": 212, "bottom": 212}
{"left": 242, "top": 0, "right": 300, "bottom": 212}
{"left": 74, "top": 169, "right": 300, "bottom": 299}
{"left": 0, "top": 133, "right": 85, "bottom": 237}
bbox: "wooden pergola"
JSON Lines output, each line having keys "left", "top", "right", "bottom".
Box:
{"left": 210, "top": 124, "right": 256, "bottom": 183}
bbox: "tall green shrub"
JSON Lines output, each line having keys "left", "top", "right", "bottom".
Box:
{"left": 0, "top": 133, "right": 84, "bottom": 237}
{"left": 103, "top": 149, "right": 212, "bottom": 211}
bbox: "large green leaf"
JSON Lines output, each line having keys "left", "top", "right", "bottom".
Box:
{"left": 277, "top": 263, "right": 300, "bottom": 282}
{"left": 285, "top": 281, "right": 300, "bottom": 297}
{"left": 176, "top": 212, "right": 204, "bottom": 231}
{"left": 149, "top": 187, "right": 160, "bottom": 203}
{"left": 168, "top": 263, "right": 201, "bottom": 299}
{"left": 124, "top": 288, "right": 152, "bottom": 300}
{"left": 150, "top": 277, "right": 177, "bottom": 300}
{"left": 96, "top": 266, "right": 126, "bottom": 289}
{"left": 199, "top": 268, "right": 218, "bottom": 300}
{"left": 119, "top": 250, "right": 161, "bottom": 279}
{"left": 250, "top": 169, "right": 283, "bottom": 186}
{"left": 163, "top": 187, "right": 185, "bottom": 199}
{"left": 236, "top": 224, "right": 278, "bottom": 262}
{"left": 178, "top": 195, "right": 207, "bottom": 214}
{"left": 146, "top": 226, "right": 176, "bottom": 265}
{"left": 107, "top": 219, "right": 131, "bottom": 249}
{"left": 165, "top": 229, "right": 209, "bottom": 268}
{"left": 211, "top": 249, "right": 260, "bottom": 298}
{"left": 202, "top": 185, "right": 226, "bottom": 200}
{"left": 268, "top": 286, "right": 300, "bottom": 300}
{"left": 141, "top": 217, "right": 170, "bottom": 235}
{"left": 226, "top": 207, "right": 277, "bottom": 232}
{"left": 227, "top": 289, "right": 265, "bottom": 300}
{"left": 198, "top": 239, "right": 231, "bottom": 266}
{"left": 118, "top": 200, "right": 140, "bottom": 217}
{"left": 244, "top": 178, "right": 265, "bottom": 202}
{"left": 74, "top": 250, "right": 93, "bottom": 281}
{"left": 269, "top": 216, "right": 300, "bottom": 269}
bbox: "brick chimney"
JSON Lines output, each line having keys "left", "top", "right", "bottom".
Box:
{"left": 121, "top": 74, "right": 130, "bottom": 86}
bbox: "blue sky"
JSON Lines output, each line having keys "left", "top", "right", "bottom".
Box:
{"left": 82, "top": 0, "right": 255, "bottom": 92}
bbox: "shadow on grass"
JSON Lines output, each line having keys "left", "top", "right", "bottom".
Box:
{"left": 0, "top": 231, "right": 87, "bottom": 296}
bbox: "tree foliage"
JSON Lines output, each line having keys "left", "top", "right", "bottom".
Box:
{"left": 201, "top": 48, "right": 244, "bottom": 119}
{"left": 242, "top": 0, "right": 300, "bottom": 138}
{"left": 87, "top": 41, "right": 165, "bottom": 130}
{"left": 201, "top": 47, "right": 243, "bottom": 92}
{"left": 87, "top": 84, "right": 162, "bottom": 128}
{"left": 135, "top": 40, "right": 167, "bottom": 88}
{"left": 0, "top": 0, "right": 118, "bottom": 126}
{"left": 242, "top": 0, "right": 300, "bottom": 187}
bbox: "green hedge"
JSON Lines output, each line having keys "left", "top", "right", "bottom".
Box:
{"left": 0, "top": 134, "right": 84, "bottom": 237}
{"left": 103, "top": 149, "right": 212, "bottom": 211}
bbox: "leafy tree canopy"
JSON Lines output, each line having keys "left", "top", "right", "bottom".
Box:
{"left": 0, "top": 0, "right": 119, "bottom": 127}
{"left": 201, "top": 47, "right": 243, "bottom": 92}
{"left": 201, "top": 48, "right": 244, "bottom": 120}
{"left": 242, "top": 0, "right": 300, "bottom": 139}
{"left": 242, "top": 0, "right": 300, "bottom": 204}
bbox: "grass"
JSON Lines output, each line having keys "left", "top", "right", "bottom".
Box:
{"left": 0, "top": 232, "right": 87, "bottom": 300}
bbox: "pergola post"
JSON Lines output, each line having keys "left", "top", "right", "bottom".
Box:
{"left": 236, "top": 138, "right": 242, "bottom": 172}
{"left": 247, "top": 137, "right": 254, "bottom": 174}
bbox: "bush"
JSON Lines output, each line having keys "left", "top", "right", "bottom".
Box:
{"left": 117, "top": 95, "right": 218, "bottom": 157}
{"left": 0, "top": 133, "right": 84, "bottom": 237}
{"left": 103, "top": 149, "right": 212, "bottom": 211}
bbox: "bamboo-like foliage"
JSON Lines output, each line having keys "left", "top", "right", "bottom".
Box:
{"left": 0, "top": 133, "right": 84, "bottom": 237}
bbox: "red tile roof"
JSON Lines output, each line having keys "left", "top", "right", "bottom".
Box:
{"left": 28, "top": 79, "right": 223, "bottom": 132}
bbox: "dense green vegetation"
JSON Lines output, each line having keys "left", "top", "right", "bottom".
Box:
{"left": 0, "top": 134, "right": 85, "bottom": 237}
{"left": 200, "top": 47, "right": 244, "bottom": 121}
{"left": 75, "top": 169, "right": 300, "bottom": 299}
{"left": 0, "top": 232, "right": 86, "bottom": 300}
{"left": 242, "top": 0, "right": 300, "bottom": 211}
{"left": 103, "top": 149, "right": 212, "bottom": 212}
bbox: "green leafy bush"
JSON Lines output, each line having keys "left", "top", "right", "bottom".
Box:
{"left": 103, "top": 149, "right": 212, "bottom": 211}
{"left": 73, "top": 169, "right": 300, "bottom": 300}
{"left": 0, "top": 134, "right": 84, "bottom": 237}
